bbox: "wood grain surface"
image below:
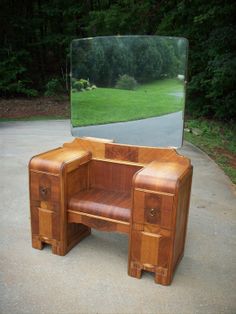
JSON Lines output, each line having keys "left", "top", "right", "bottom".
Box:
{"left": 29, "top": 137, "right": 192, "bottom": 284}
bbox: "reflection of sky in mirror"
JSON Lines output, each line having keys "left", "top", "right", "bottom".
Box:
{"left": 70, "top": 36, "right": 188, "bottom": 148}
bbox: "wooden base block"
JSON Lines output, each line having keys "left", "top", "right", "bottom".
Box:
{"left": 32, "top": 235, "right": 43, "bottom": 250}
{"left": 154, "top": 267, "right": 171, "bottom": 285}
{"left": 128, "top": 262, "right": 142, "bottom": 279}
{"left": 128, "top": 261, "right": 172, "bottom": 285}
{"left": 31, "top": 224, "right": 91, "bottom": 256}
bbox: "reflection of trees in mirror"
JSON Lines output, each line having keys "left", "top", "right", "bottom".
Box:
{"left": 71, "top": 36, "right": 187, "bottom": 127}
{"left": 71, "top": 78, "right": 184, "bottom": 127}
{"left": 115, "top": 74, "right": 138, "bottom": 90}
{"left": 71, "top": 36, "right": 187, "bottom": 88}
{"left": 71, "top": 78, "right": 97, "bottom": 92}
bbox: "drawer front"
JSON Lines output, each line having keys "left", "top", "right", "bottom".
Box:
{"left": 38, "top": 208, "right": 53, "bottom": 238}
{"left": 133, "top": 190, "right": 174, "bottom": 229}
{"left": 144, "top": 193, "right": 162, "bottom": 225}
{"left": 30, "top": 172, "right": 60, "bottom": 203}
{"left": 31, "top": 206, "right": 60, "bottom": 240}
{"left": 131, "top": 230, "right": 161, "bottom": 266}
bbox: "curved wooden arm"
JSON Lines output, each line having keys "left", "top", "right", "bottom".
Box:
{"left": 29, "top": 147, "right": 92, "bottom": 175}
{"left": 133, "top": 157, "right": 192, "bottom": 194}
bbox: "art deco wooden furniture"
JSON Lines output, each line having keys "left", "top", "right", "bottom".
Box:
{"left": 29, "top": 137, "right": 192, "bottom": 285}
{"left": 29, "top": 35, "right": 192, "bottom": 285}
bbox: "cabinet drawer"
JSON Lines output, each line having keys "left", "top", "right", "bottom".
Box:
{"left": 133, "top": 190, "right": 174, "bottom": 229}
{"left": 38, "top": 208, "right": 53, "bottom": 238}
{"left": 131, "top": 230, "right": 161, "bottom": 266}
{"left": 31, "top": 206, "right": 60, "bottom": 240}
{"left": 30, "top": 172, "right": 60, "bottom": 202}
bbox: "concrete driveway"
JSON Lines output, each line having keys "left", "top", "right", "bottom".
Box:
{"left": 0, "top": 120, "right": 235, "bottom": 314}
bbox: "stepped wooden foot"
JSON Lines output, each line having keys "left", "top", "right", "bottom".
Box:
{"left": 31, "top": 225, "right": 91, "bottom": 256}
{"left": 154, "top": 267, "right": 171, "bottom": 285}
{"left": 32, "top": 235, "right": 64, "bottom": 255}
{"left": 128, "top": 262, "right": 142, "bottom": 279}
{"left": 51, "top": 241, "right": 65, "bottom": 256}
{"left": 32, "top": 235, "right": 43, "bottom": 250}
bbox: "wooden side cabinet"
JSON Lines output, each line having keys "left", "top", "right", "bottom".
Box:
{"left": 129, "top": 164, "right": 192, "bottom": 285}
{"left": 29, "top": 148, "right": 92, "bottom": 255}
{"left": 29, "top": 138, "right": 192, "bottom": 285}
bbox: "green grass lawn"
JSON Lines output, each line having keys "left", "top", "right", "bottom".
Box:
{"left": 71, "top": 79, "right": 184, "bottom": 127}
{"left": 185, "top": 119, "right": 236, "bottom": 184}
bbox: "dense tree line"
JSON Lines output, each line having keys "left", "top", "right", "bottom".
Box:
{"left": 72, "top": 36, "right": 186, "bottom": 86}
{"left": 0, "top": 0, "right": 235, "bottom": 120}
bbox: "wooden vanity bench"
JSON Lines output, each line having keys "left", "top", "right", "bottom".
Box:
{"left": 29, "top": 137, "right": 192, "bottom": 285}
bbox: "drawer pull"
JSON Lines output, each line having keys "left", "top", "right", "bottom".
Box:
{"left": 40, "top": 187, "right": 48, "bottom": 196}
{"left": 150, "top": 208, "right": 156, "bottom": 217}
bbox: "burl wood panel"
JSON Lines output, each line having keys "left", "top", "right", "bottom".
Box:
{"left": 63, "top": 137, "right": 190, "bottom": 165}
{"left": 30, "top": 172, "right": 60, "bottom": 202}
{"left": 29, "top": 137, "right": 192, "bottom": 285}
{"left": 132, "top": 190, "right": 173, "bottom": 230}
{"left": 105, "top": 144, "right": 139, "bottom": 162}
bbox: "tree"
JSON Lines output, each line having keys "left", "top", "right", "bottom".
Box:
{"left": 0, "top": 0, "right": 235, "bottom": 121}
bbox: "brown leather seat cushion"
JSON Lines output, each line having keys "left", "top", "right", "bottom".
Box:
{"left": 68, "top": 188, "right": 131, "bottom": 222}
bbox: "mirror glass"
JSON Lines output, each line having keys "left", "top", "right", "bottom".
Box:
{"left": 71, "top": 35, "right": 188, "bottom": 147}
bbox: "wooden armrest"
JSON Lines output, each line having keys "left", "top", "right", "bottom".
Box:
{"left": 133, "top": 159, "right": 192, "bottom": 194}
{"left": 29, "top": 147, "right": 92, "bottom": 175}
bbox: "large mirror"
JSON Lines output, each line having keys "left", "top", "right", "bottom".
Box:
{"left": 71, "top": 35, "right": 188, "bottom": 147}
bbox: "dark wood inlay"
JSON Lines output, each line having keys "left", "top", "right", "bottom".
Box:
{"left": 144, "top": 193, "right": 162, "bottom": 225}
{"left": 105, "top": 144, "right": 138, "bottom": 162}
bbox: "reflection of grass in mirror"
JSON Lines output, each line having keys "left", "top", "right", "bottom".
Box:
{"left": 71, "top": 79, "right": 184, "bottom": 127}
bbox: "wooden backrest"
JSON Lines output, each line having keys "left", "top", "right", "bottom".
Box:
{"left": 63, "top": 138, "right": 184, "bottom": 164}
{"left": 88, "top": 159, "right": 143, "bottom": 193}
{"left": 62, "top": 137, "right": 191, "bottom": 194}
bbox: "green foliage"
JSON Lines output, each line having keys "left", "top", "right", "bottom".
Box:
{"left": 132, "top": 40, "right": 160, "bottom": 82}
{"left": 115, "top": 74, "right": 137, "bottom": 90}
{"left": 0, "top": 0, "right": 235, "bottom": 121}
{"left": 72, "top": 78, "right": 91, "bottom": 91}
{"left": 79, "top": 79, "right": 90, "bottom": 89}
{"left": 44, "top": 79, "right": 64, "bottom": 96}
{"left": 185, "top": 119, "right": 236, "bottom": 183}
{"left": 0, "top": 50, "right": 38, "bottom": 97}
{"left": 73, "top": 81, "right": 84, "bottom": 91}
{"left": 156, "top": 1, "right": 236, "bottom": 121}
{"left": 72, "top": 36, "right": 180, "bottom": 87}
